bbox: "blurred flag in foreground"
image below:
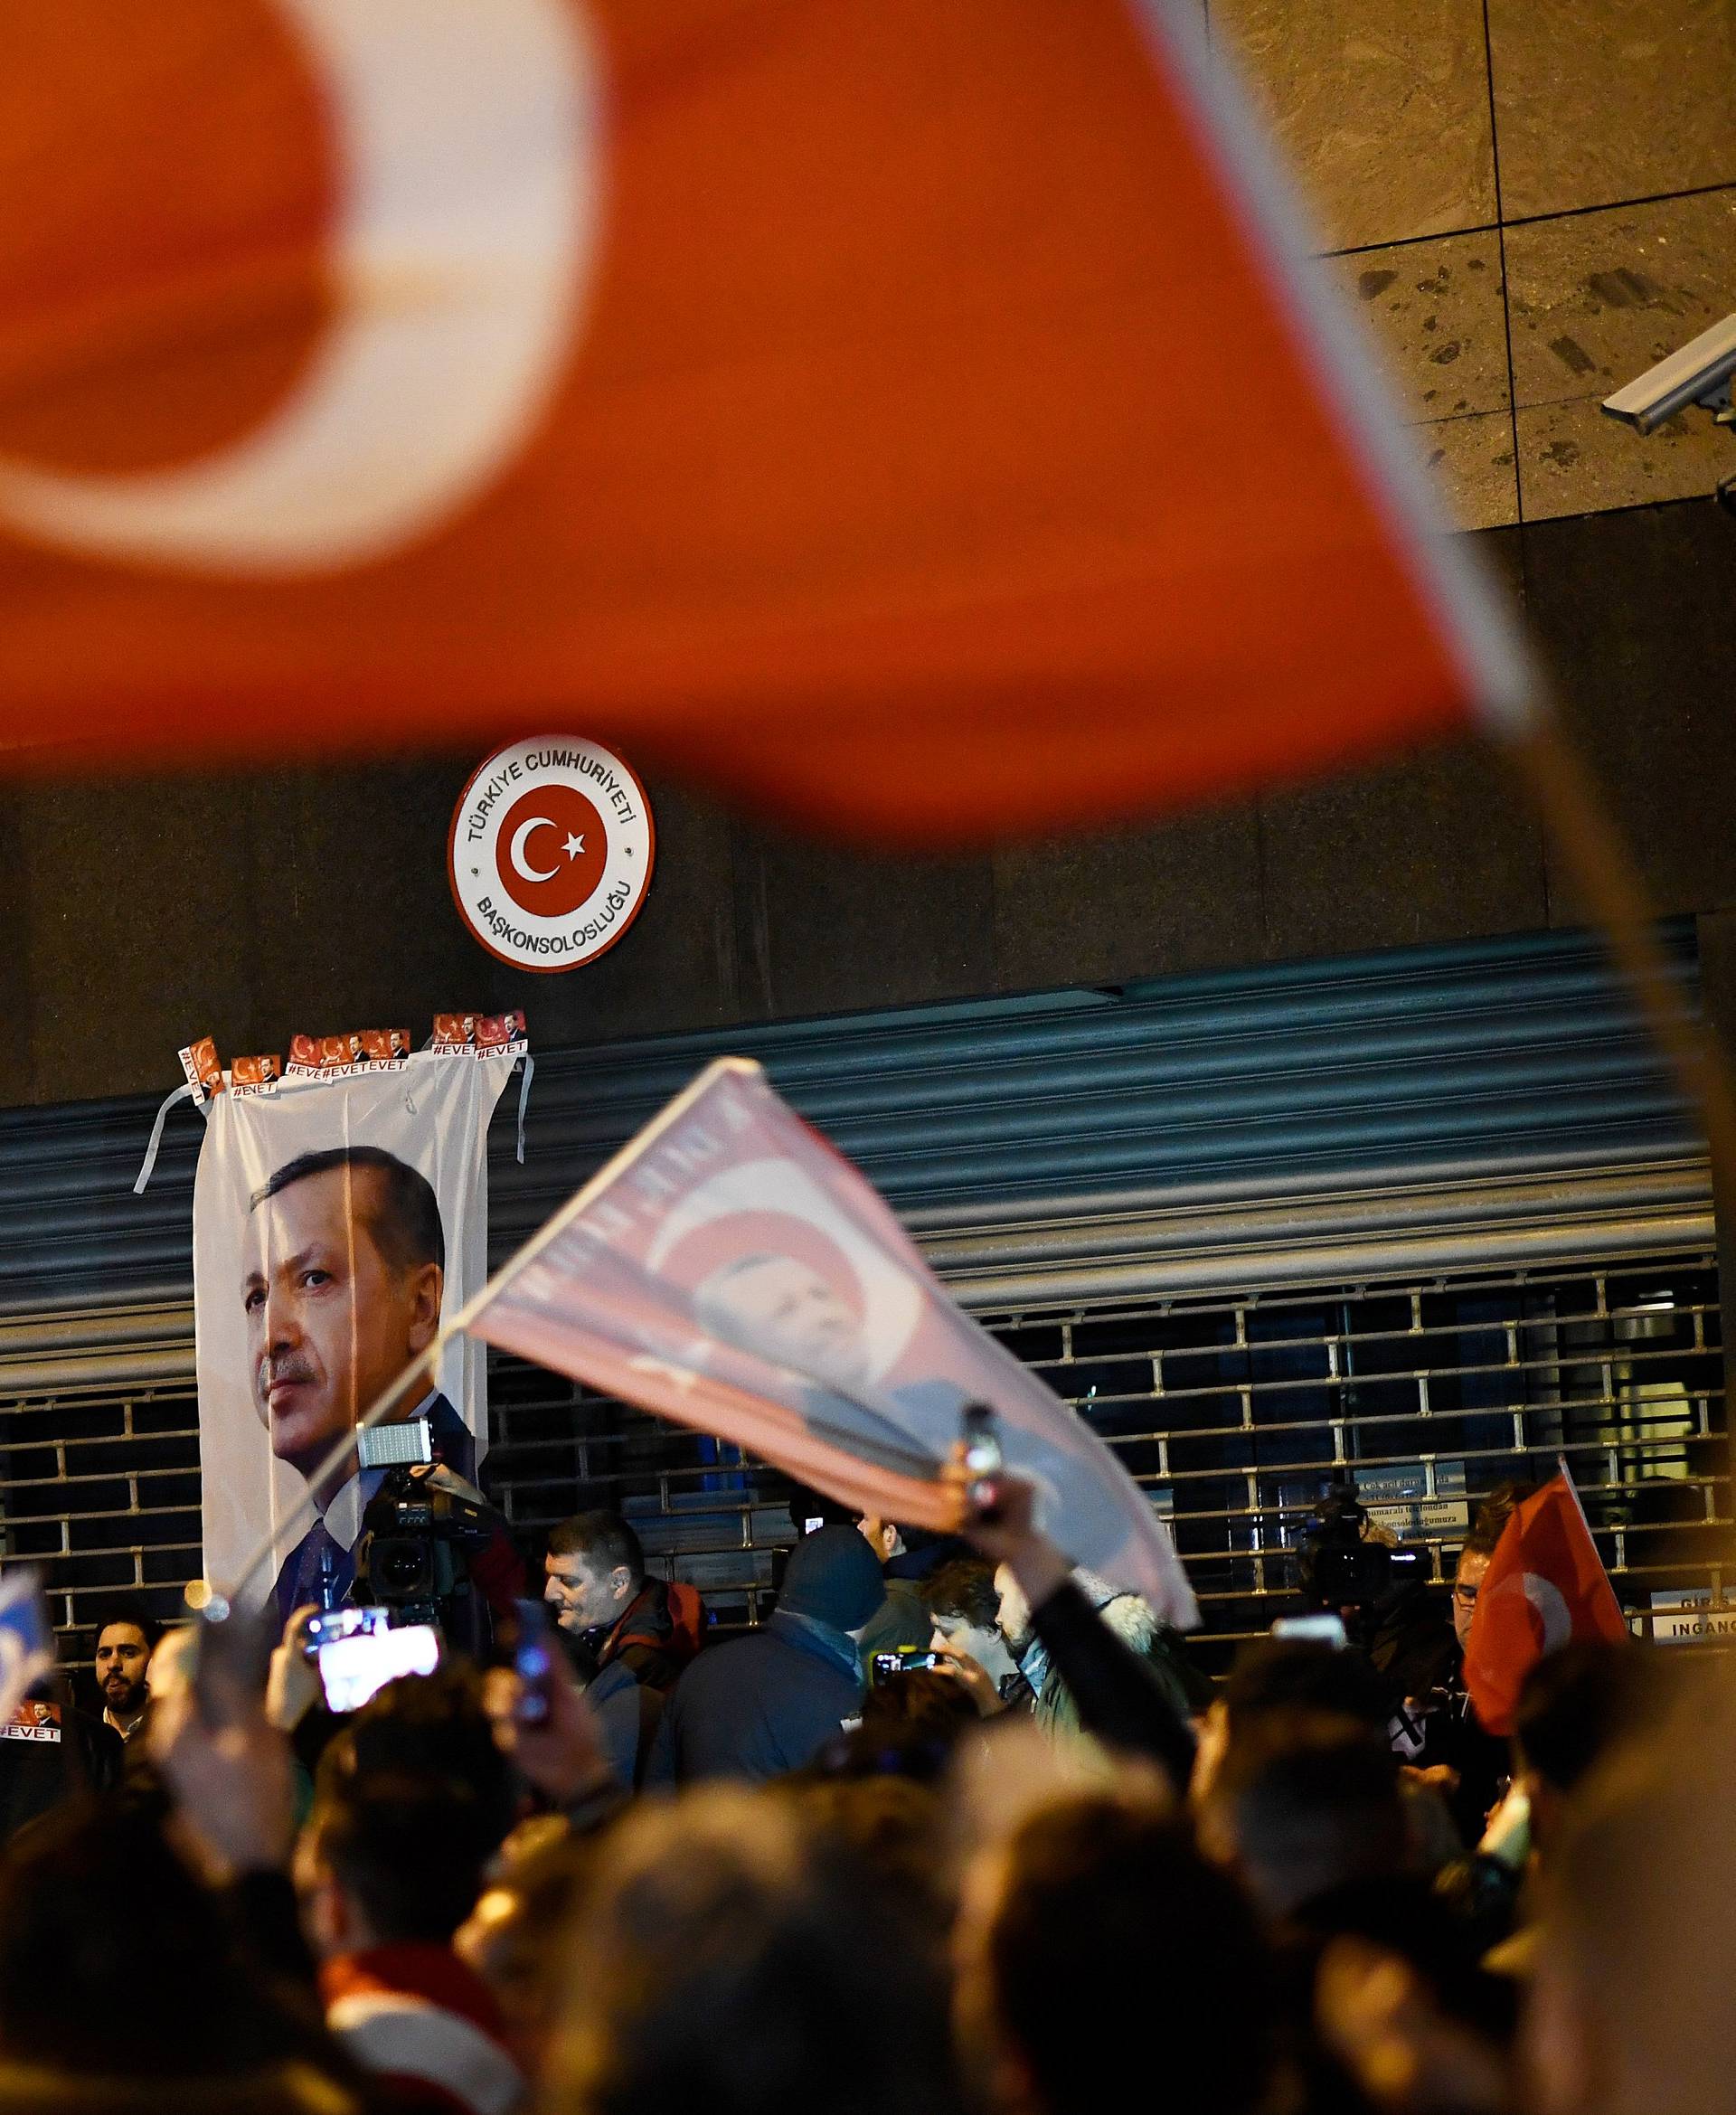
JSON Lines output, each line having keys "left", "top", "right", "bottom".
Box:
{"left": 0, "top": 0, "right": 1525, "bottom": 839}
{"left": 1463, "top": 1468, "right": 1629, "bottom": 1735}
{"left": 0, "top": 1570, "right": 53, "bottom": 1723}
{"left": 465, "top": 1058, "right": 1197, "bottom": 1623}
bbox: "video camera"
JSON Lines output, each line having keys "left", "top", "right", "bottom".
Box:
{"left": 1295, "top": 1479, "right": 1425, "bottom": 1619}
{"left": 354, "top": 1462, "right": 501, "bottom": 1626}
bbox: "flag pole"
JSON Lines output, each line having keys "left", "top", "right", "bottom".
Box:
{"left": 1506, "top": 710, "right": 1736, "bottom": 1193}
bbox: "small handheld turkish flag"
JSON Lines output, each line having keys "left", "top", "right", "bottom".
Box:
{"left": 1462, "top": 1466, "right": 1629, "bottom": 1737}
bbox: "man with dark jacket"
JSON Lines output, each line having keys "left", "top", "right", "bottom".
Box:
{"left": 646, "top": 1525, "right": 884, "bottom": 1785}
{"left": 856, "top": 1517, "right": 966, "bottom": 1661}
{"left": 543, "top": 1510, "right": 703, "bottom": 1786}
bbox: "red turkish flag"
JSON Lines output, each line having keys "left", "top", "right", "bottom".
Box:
{"left": 1462, "top": 1469, "right": 1630, "bottom": 1737}
{"left": 0, "top": 0, "right": 1529, "bottom": 840}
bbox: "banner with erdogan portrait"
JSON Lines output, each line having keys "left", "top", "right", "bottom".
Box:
{"left": 467, "top": 1058, "right": 1197, "bottom": 1625}
{"left": 193, "top": 1043, "right": 519, "bottom": 1612}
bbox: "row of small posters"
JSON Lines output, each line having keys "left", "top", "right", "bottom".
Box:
{"left": 178, "top": 1011, "right": 528, "bottom": 1102}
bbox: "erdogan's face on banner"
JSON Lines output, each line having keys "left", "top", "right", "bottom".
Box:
{"left": 694, "top": 1251, "right": 870, "bottom": 1393}
{"left": 242, "top": 1149, "right": 445, "bottom": 1483}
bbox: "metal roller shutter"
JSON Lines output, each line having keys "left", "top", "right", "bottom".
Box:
{"left": 0, "top": 921, "right": 1703, "bottom": 1326}
{"left": 0, "top": 921, "right": 1718, "bottom": 1658}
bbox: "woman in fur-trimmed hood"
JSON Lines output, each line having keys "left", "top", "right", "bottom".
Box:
{"left": 1015, "top": 1569, "right": 1213, "bottom": 1737}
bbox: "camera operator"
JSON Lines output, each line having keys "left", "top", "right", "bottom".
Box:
{"left": 1294, "top": 1482, "right": 1457, "bottom": 1696}
{"left": 352, "top": 1455, "right": 524, "bottom": 1659}
{"left": 262, "top": 1463, "right": 525, "bottom": 1776}
{"left": 1296, "top": 1480, "right": 1533, "bottom": 1846}
{"left": 1289, "top": 1481, "right": 1507, "bottom": 1832}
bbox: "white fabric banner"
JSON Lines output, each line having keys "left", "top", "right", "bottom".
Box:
{"left": 193, "top": 1051, "right": 516, "bottom": 1606}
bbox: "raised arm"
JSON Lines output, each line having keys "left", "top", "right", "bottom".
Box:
{"left": 949, "top": 1459, "right": 1198, "bottom": 1793}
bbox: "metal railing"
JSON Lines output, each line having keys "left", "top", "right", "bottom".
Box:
{"left": 6, "top": 1247, "right": 1724, "bottom": 1668}
{"left": 486, "top": 1245, "right": 1728, "bottom": 1658}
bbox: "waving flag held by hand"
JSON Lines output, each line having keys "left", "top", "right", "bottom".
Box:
{"left": 462, "top": 1058, "right": 1197, "bottom": 1624}
{"left": 1463, "top": 1468, "right": 1629, "bottom": 1736}
{"left": 0, "top": 0, "right": 1526, "bottom": 838}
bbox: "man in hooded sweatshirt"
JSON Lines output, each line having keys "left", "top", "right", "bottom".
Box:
{"left": 645, "top": 1524, "right": 885, "bottom": 1785}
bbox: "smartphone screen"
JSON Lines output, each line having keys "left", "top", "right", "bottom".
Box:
{"left": 961, "top": 1403, "right": 1004, "bottom": 1516}
{"left": 316, "top": 1622, "right": 440, "bottom": 1714}
{"left": 512, "top": 1598, "right": 556, "bottom": 1726}
{"left": 1270, "top": 1612, "right": 1348, "bottom": 1648}
{"left": 870, "top": 1648, "right": 942, "bottom": 1683}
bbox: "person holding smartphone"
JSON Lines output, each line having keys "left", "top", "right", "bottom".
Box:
{"left": 943, "top": 1449, "right": 1200, "bottom": 1795}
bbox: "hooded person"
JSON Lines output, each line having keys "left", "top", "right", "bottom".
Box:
{"left": 995, "top": 1566, "right": 1210, "bottom": 1735}
{"left": 855, "top": 1520, "right": 967, "bottom": 1662}
{"left": 645, "top": 1525, "right": 886, "bottom": 1786}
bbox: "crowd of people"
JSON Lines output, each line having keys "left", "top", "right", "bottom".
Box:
{"left": 0, "top": 1462, "right": 1724, "bottom": 2115}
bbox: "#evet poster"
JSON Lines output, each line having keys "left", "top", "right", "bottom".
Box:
{"left": 193, "top": 1047, "right": 517, "bottom": 1610}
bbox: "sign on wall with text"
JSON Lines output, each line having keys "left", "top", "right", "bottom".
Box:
{"left": 448, "top": 737, "right": 655, "bottom": 972}
{"left": 189, "top": 1026, "right": 522, "bottom": 1610}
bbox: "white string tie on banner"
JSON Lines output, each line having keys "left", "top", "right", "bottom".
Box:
{"left": 515, "top": 1053, "right": 535, "bottom": 1164}
{"left": 132, "top": 1081, "right": 203, "bottom": 1194}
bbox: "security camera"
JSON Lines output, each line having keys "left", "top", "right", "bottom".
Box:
{"left": 1602, "top": 312, "right": 1736, "bottom": 434}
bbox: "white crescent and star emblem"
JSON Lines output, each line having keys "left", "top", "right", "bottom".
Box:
{"left": 0, "top": 0, "right": 602, "bottom": 576}
{"left": 448, "top": 736, "right": 654, "bottom": 974}
{"left": 508, "top": 816, "right": 586, "bottom": 883}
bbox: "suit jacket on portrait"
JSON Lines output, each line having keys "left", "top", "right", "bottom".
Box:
{"left": 271, "top": 1392, "right": 476, "bottom": 1623}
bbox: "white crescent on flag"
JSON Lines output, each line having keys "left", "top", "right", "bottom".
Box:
{"left": 1519, "top": 1571, "right": 1573, "bottom": 1653}
{"left": 0, "top": 0, "right": 601, "bottom": 574}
